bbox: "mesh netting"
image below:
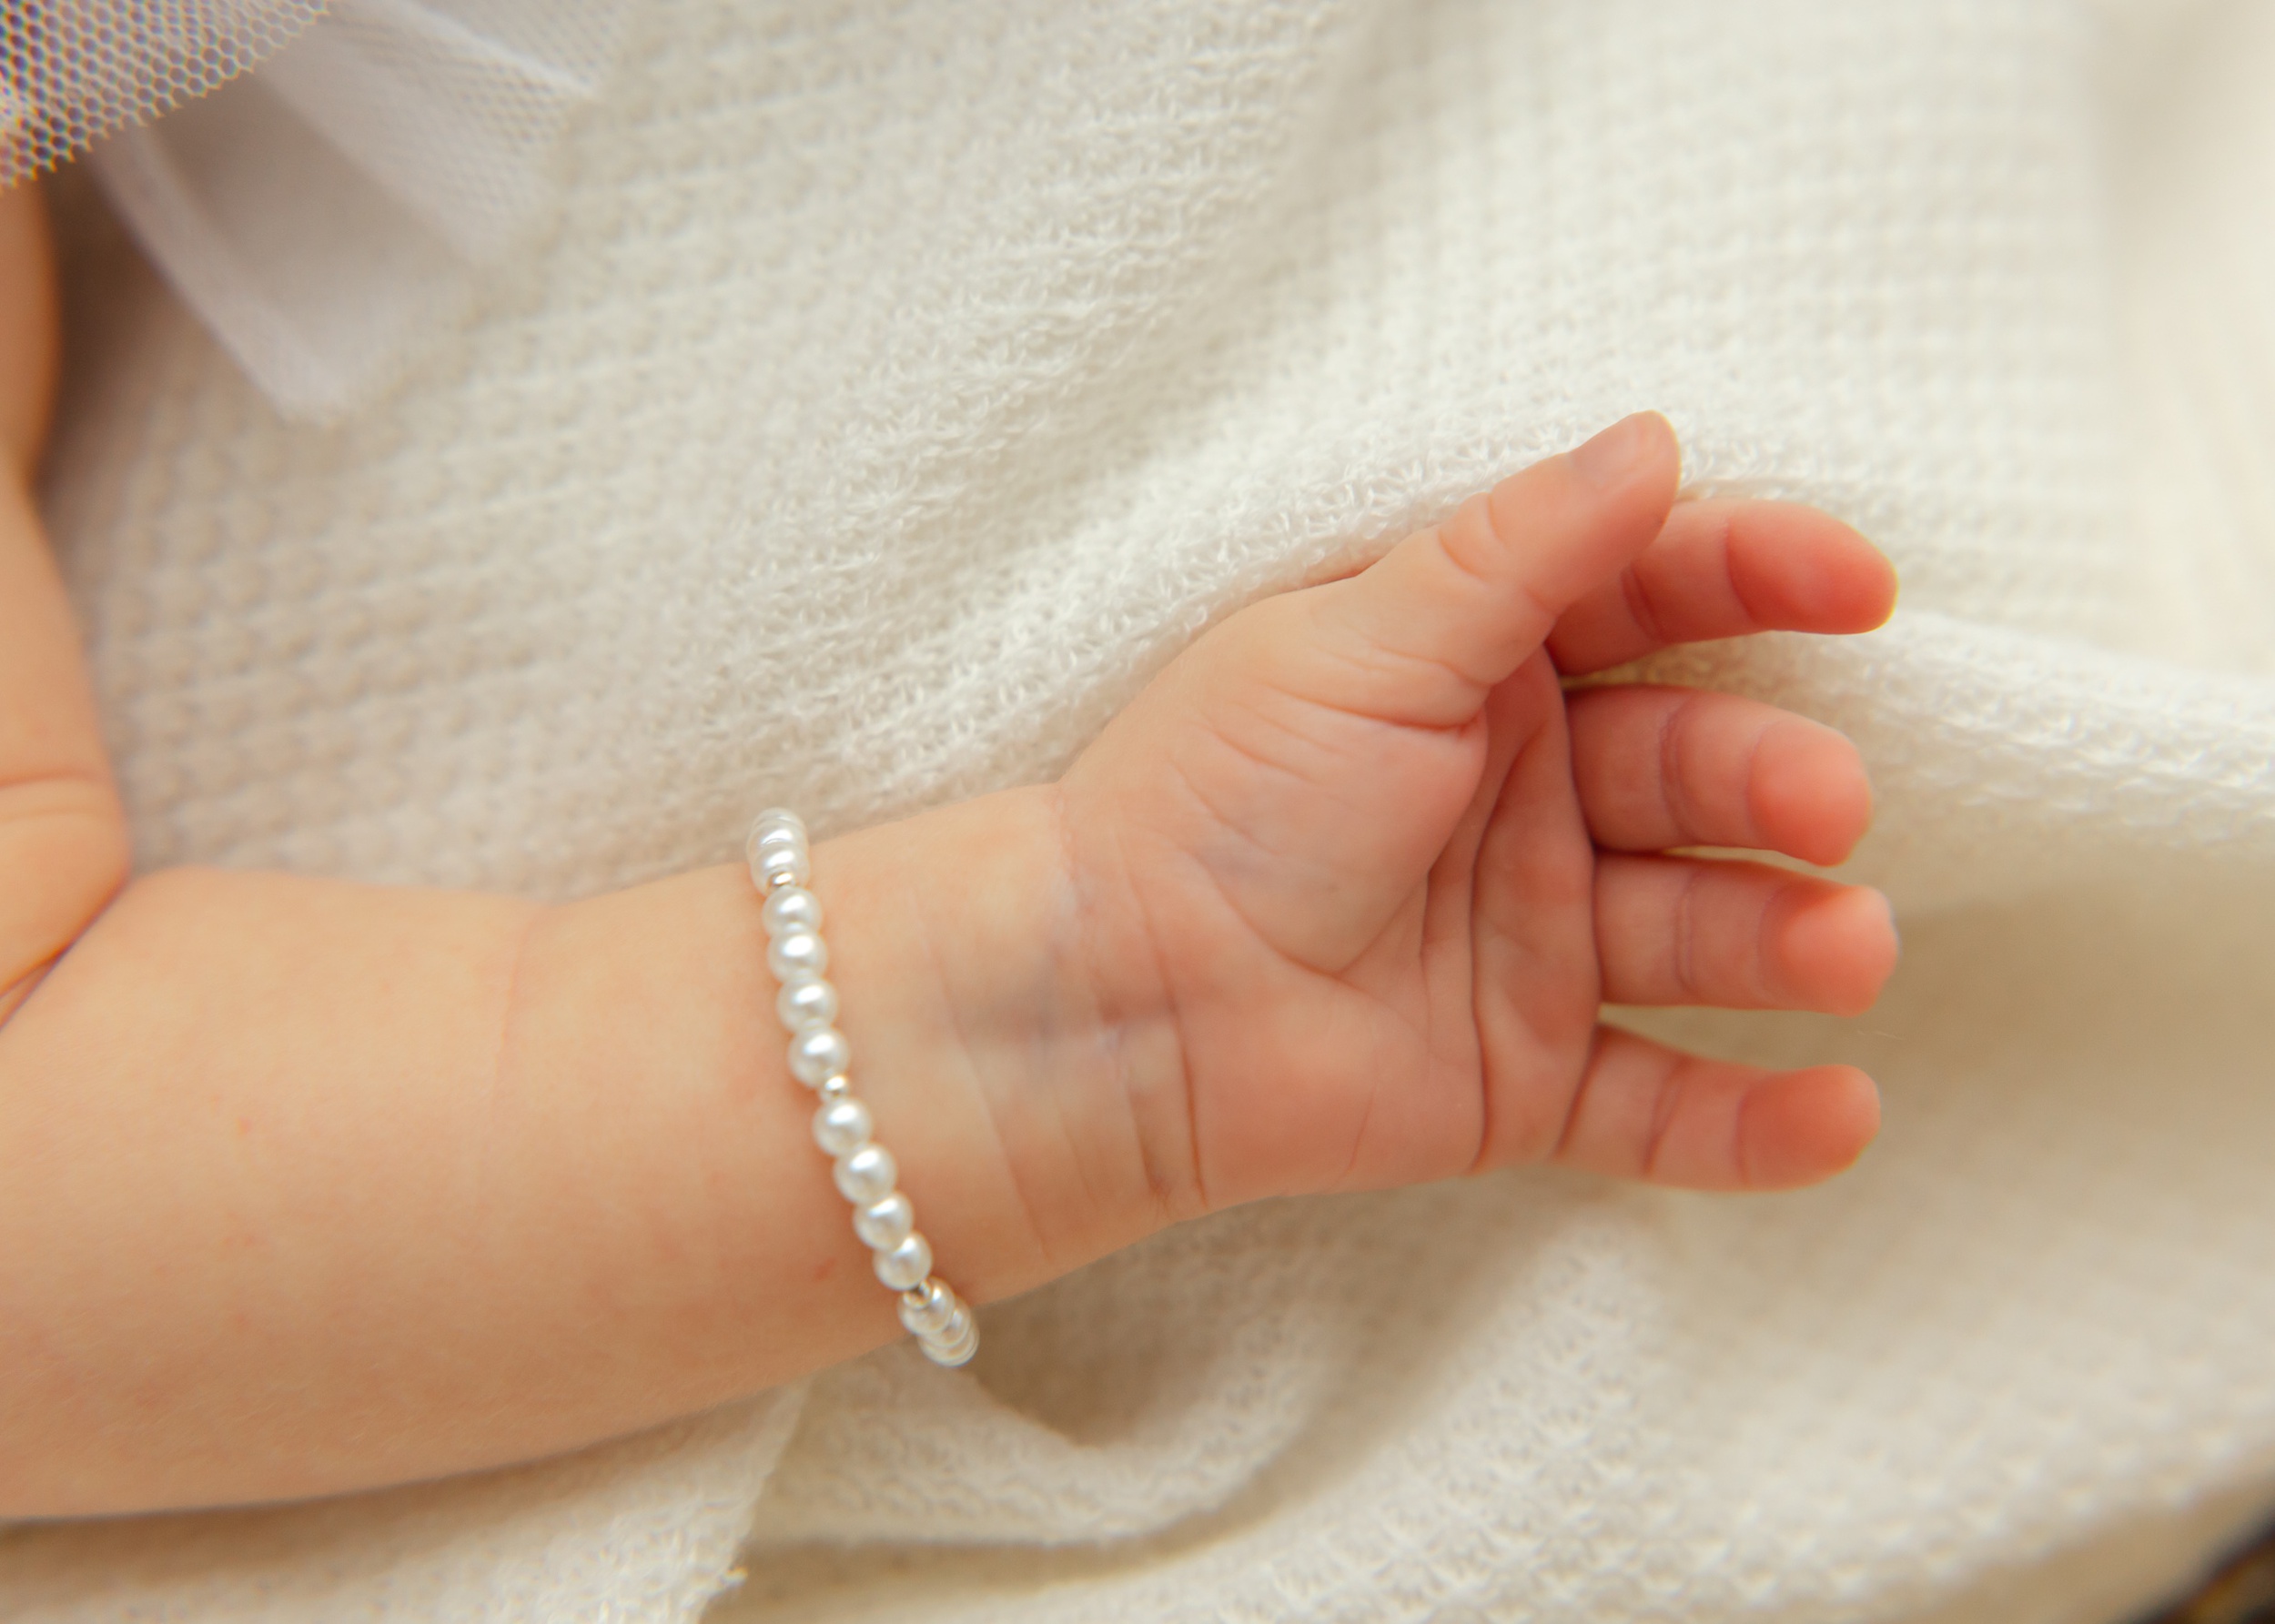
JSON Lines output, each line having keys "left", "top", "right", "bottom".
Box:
{"left": 1, "top": 1, "right": 323, "bottom": 187}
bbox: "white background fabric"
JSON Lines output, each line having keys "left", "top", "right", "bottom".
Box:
{"left": 3, "top": 1, "right": 2271, "bottom": 1620}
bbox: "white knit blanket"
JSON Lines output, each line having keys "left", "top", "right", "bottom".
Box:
{"left": 7, "top": 2, "right": 2274, "bottom": 1620}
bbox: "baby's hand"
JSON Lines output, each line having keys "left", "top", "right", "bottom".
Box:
{"left": 1052, "top": 414, "right": 1896, "bottom": 1216}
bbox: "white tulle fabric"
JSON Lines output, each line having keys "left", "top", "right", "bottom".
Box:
{"left": 6, "top": 1, "right": 2275, "bottom": 1622}
{"left": 0, "top": 2, "right": 321, "bottom": 184}
{"left": 79, "top": 0, "right": 637, "bottom": 416}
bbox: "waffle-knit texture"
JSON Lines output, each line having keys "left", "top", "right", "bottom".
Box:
{"left": 8, "top": 2, "right": 2274, "bottom": 1621}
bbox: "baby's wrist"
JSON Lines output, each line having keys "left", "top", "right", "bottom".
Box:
{"left": 809, "top": 785, "right": 1188, "bottom": 1305}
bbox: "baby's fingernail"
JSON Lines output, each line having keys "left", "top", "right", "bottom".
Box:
{"left": 1570, "top": 413, "right": 1655, "bottom": 487}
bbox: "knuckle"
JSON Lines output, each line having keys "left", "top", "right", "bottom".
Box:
{"left": 1668, "top": 862, "right": 1710, "bottom": 1000}
{"left": 1435, "top": 493, "right": 1505, "bottom": 588}
{"left": 1656, "top": 691, "right": 1708, "bottom": 841}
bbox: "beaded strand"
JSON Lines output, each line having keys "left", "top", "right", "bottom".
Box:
{"left": 747, "top": 810, "right": 978, "bottom": 1367}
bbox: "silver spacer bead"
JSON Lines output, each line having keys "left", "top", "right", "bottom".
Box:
{"left": 898, "top": 1278, "right": 958, "bottom": 1338}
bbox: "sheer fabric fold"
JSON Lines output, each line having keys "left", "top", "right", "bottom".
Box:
{"left": 0, "top": 1, "right": 320, "bottom": 185}
{"left": 7, "top": 1, "right": 637, "bottom": 417}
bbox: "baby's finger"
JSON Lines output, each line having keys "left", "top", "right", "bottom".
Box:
{"left": 1546, "top": 499, "right": 1896, "bottom": 676}
{"left": 1569, "top": 685, "right": 1870, "bottom": 865}
{"left": 1548, "top": 1025, "right": 1879, "bottom": 1191}
{"left": 1594, "top": 854, "right": 1896, "bottom": 1015}
{"left": 1303, "top": 414, "right": 1680, "bottom": 727}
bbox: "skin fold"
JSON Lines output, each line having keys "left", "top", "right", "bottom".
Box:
{"left": 0, "top": 179, "right": 1898, "bottom": 1516}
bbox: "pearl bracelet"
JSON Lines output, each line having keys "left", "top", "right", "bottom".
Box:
{"left": 746, "top": 809, "right": 978, "bottom": 1367}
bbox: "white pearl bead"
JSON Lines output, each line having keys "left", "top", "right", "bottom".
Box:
{"left": 923, "top": 1303, "right": 975, "bottom": 1354}
{"left": 922, "top": 1315, "right": 979, "bottom": 1367}
{"left": 761, "top": 884, "right": 823, "bottom": 937}
{"left": 767, "top": 929, "right": 826, "bottom": 982}
{"left": 745, "top": 820, "right": 800, "bottom": 866}
{"left": 898, "top": 1279, "right": 956, "bottom": 1337}
{"left": 788, "top": 1026, "right": 851, "bottom": 1086}
{"left": 775, "top": 976, "right": 838, "bottom": 1032}
{"left": 854, "top": 1192, "right": 915, "bottom": 1250}
{"left": 924, "top": 1310, "right": 978, "bottom": 1356}
{"left": 834, "top": 1144, "right": 896, "bottom": 1205}
{"left": 750, "top": 809, "right": 806, "bottom": 845}
{"left": 812, "top": 1096, "right": 872, "bottom": 1157}
{"left": 755, "top": 844, "right": 809, "bottom": 890}
{"left": 874, "top": 1233, "right": 934, "bottom": 1291}
{"left": 753, "top": 808, "right": 968, "bottom": 1363}
{"left": 747, "top": 822, "right": 805, "bottom": 878}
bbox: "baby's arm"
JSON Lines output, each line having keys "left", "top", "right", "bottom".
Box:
{"left": 0, "top": 178, "right": 126, "bottom": 1030}
{"left": 0, "top": 182, "right": 1896, "bottom": 1518}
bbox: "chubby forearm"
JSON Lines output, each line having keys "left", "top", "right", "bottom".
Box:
{"left": 0, "top": 787, "right": 1161, "bottom": 1516}
{"left": 0, "top": 166, "right": 1169, "bottom": 1512}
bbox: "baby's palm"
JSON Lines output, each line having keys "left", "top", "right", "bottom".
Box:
{"left": 1060, "top": 416, "right": 1898, "bottom": 1211}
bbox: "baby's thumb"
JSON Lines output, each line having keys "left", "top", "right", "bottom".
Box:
{"left": 1308, "top": 414, "right": 1680, "bottom": 726}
